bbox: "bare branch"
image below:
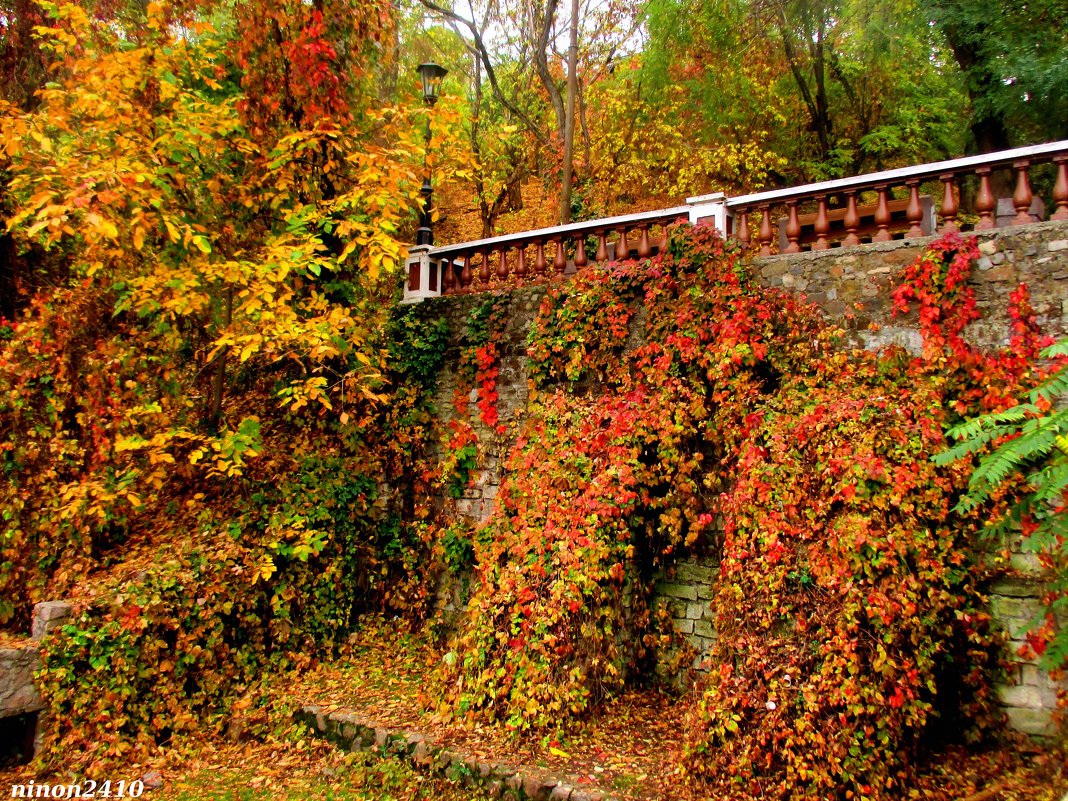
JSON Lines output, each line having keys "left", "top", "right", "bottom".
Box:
{"left": 417, "top": 0, "right": 549, "bottom": 145}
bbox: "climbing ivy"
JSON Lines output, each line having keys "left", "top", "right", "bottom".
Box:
{"left": 439, "top": 226, "right": 1047, "bottom": 798}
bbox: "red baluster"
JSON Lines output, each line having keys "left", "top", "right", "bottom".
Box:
{"left": 1012, "top": 160, "right": 1034, "bottom": 224}
{"left": 478, "top": 249, "right": 491, "bottom": 287}
{"left": 784, "top": 201, "right": 801, "bottom": 253}
{"left": 813, "top": 196, "right": 829, "bottom": 251}
{"left": 554, "top": 237, "right": 567, "bottom": 276}
{"left": 616, "top": 228, "right": 630, "bottom": 260}
{"left": 976, "top": 167, "right": 996, "bottom": 230}
{"left": 535, "top": 240, "right": 547, "bottom": 276}
{"left": 1053, "top": 156, "right": 1068, "bottom": 221}
{"left": 873, "top": 185, "right": 891, "bottom": 242}
{"left": 757, "top": 206, "right": 773, "bottom": 256}
{"left": 516, "top": 245, "right": 527, "bottom": 280}
{"left": 657, "top": 225, "right": 669, "bottom": 254}
{"left": 843, "top": 192, "right": 860, "bottom": 246}
{"left": 460, "top": 254, "right": 472, "bottom": 292}
{"left": 574, "top": 236, "right": 588, "bottom": 269}
{"left": 443, "top": 258, "right": 456, "bottom": 294}
{"left": 637, "top": 225, "right": 652, "bottom": 258}
{"left": 939, "top": 174, "right": 958, "bottom": 234}
{"left": 595, "top": 232, "right": 609, "bottom": 263}
{"left": 905, "top": 180, "right": 923, "bottom": 238}
{"left": 736, "top": 210, "right": 750, "bottom": 247}
{"left": 496, "top": 247, "right": 509, "bottom": 281}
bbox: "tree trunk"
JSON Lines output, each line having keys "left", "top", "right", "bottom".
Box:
{"left": 559, "top": 0, "right": 580, "bottom": 224}
{"left": 208, "top": 286, "right": 233, "bottom": 433}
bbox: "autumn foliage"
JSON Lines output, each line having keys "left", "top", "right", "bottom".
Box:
{"left": 439, "top": 226, "right": 1049, "bottom": 797}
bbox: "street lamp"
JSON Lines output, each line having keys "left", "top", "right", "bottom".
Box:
{"left": 415, "top": 62, "right": 448, "bottom": 246}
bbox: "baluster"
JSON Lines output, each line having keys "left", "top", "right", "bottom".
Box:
{"left": 554, "top": 237, "right": 567, "bottom": 277}
{"left": 813, "top": 196, "right": 829, "bottom": 251}
{"left": 736, "top": 210, "right": 750, "bottom": 247}
{"left": 843, "top": 192, "right": 860, "bottom": 246}
{"left": 1053, "top": 156, "right": 1068, "bottom": 221}
{"left": 595, "top": 231, "right": 609, "bottom": 263}
{"left": 784, "top": 201, "right": 801, "bottom": 253}
{"left": 1012, "top": 160, "right": 1034, "bottom": 224}
{"left": 657, "top": 225, "right": 669, "bottom": 254}
{"left": 515, "top": 245, "right": 527, "bottom": 280}
{"left": 460, "top": 254, "right": 472, "bottom": 292}
{"left": 637, "top": 225, "right": 652, "bottom": 258}
{"left": 477, "top": 249, "right": 491, "bottom": 288}
{"left": 758, "top": 205, "right": 773, "bottom": 256}
{"left": 873, "top": 185, "right": 892, "bottom": 242}
{"left": 616, "top": 227, "right": 630, "bottom": 260}
{"left": 574, "top": 236, "right": 588, "bottom": 269}
{"left": 976, "top": 167, "right": 996, "bottom": 230}
{"left": 535, "top": 240, "right": 547, "bottom": 276}
{"left": 496, "top": 247, "right": 509, "bottom": 282}
{"left": 939, "top": 174, "right": 958, "bottom": 234}
{"left": 905, "top": 180, "right": 923, "bottom": 238}
{"left": 443, "top": 258, "right": 456, "bottom": 294}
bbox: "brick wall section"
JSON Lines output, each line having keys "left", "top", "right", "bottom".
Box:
{"left": 419, "top": 223, "right": 1068, "bottom": 737}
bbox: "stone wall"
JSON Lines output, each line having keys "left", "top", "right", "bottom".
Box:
{"left": 418, "top": 222, "right": 1068, "bottom": 738}
{"left": 424, "top": 286, "right": 548, "bottom": 523}
{"left": 753, "top": 220, "right": 1068, "bottom": 352}
{"left": 0, "top": 601, "right": 72, "bottom": 762}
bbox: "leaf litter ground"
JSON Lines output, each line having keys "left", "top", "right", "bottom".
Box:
{"left": 1, "top": 617, "right": 1063, "bottom": 799}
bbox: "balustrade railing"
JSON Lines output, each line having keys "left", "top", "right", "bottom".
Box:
{"left": 402, "top": 141, "right": 1068, "bottom": 302}
{"left": 716, "top": 141, "right": 1068, "bottom": 256}
{"left": 411, "top": 206, "right": 692, "bottom": 298}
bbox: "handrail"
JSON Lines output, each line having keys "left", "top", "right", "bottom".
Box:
{"left": 703, "top": 140, "right": 1068, "bottom": 209}
{"left": 429, "top": 205, "right": 692, "bottom": 261}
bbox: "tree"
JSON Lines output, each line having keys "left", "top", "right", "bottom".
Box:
{"left": 929, "top": 0, "right": 1068, "bottom": 152}
{"left": 0, "top": 0, "right": 428, "bottom": 619}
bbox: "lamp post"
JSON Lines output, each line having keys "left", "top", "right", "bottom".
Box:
{"left": 415, "top": 62, "right": 448, "bottom": 247}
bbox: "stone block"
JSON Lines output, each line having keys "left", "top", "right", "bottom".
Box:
{"left": 523, "top": 774, "right": 558, "bottom": 799}
{"left": 675, "top": 561, "right": 716, "bottom": 584}
{"left": 1005, "top": 706, "right": 1058, "bottom": 738}
{"left": 655, "top": 582, "right": 698, "bottom": 601}
{"left": 1021, "top": 664, "right": 1068, "bottom": 692}
{"left": 998, "top": 683, "right": 1060, "bottom": 710}
{"left": 685, "top": 602, "right": 712, "bottom": 622}
{"left": 31, "top": 601, "right": 72, "bottom": 640}
{"left": 0, "top": 646, "right": 43, "bottom": 716}
{"left": 672, "top": 618, "right": 694, "bottom": 635}
{"left": 990, "top": 578, "right": 1043, "bottom": 599}
{"left": 693, "top": 620, "right": 716, "bottom": 639}
{"left": 1049, "top": 240, "right": 1068, "bottom": 252}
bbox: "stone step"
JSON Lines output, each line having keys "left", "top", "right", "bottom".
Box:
{"left": 296, "top": 704, "right": 627, "bottom": 801}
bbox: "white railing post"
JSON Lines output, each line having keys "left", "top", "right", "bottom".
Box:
{"left": 401, "top": 245, "right": 440, "bottom": 304}
{"left": 686, "top": 191, "right": 729, "bottom": 234}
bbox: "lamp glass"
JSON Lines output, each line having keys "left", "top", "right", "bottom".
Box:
{"left": 416, "top": 62, "right": 449, "bottom": 102}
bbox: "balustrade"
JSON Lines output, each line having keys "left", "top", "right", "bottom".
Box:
{"left": 405, "top": 141, "right": 1068, "bottom": 302}
{"left": 429, "top": 207, "right": 688, "bottom": 296}
{"left": 725, "top": 141, "right": 1068, "bottom": 256}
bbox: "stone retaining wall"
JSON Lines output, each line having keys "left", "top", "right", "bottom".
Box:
{"left": 650, "top": 559, "right": 1065, "bottom": 738}
{"left": 419, "top": 222, "right": 1068, "bottom": 738}
{"left": 754, "top": 220, "right": 1068, "bottom": 352}
{"left": 0, "top": 601, "right": 72, "bottom": 762}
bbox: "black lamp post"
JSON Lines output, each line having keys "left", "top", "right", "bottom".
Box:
{"left": 416, "top": 62, "right": 448, "bottom": 247}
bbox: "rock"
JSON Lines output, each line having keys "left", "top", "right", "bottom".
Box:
{"left": 141, "top": 770, "right": 163, "bottom": 790}
{"left": 31, "top": 602, "right": 72, "bottom": 641}
{"left": 0, "top": 646, "right": 43, "bottom": 716}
